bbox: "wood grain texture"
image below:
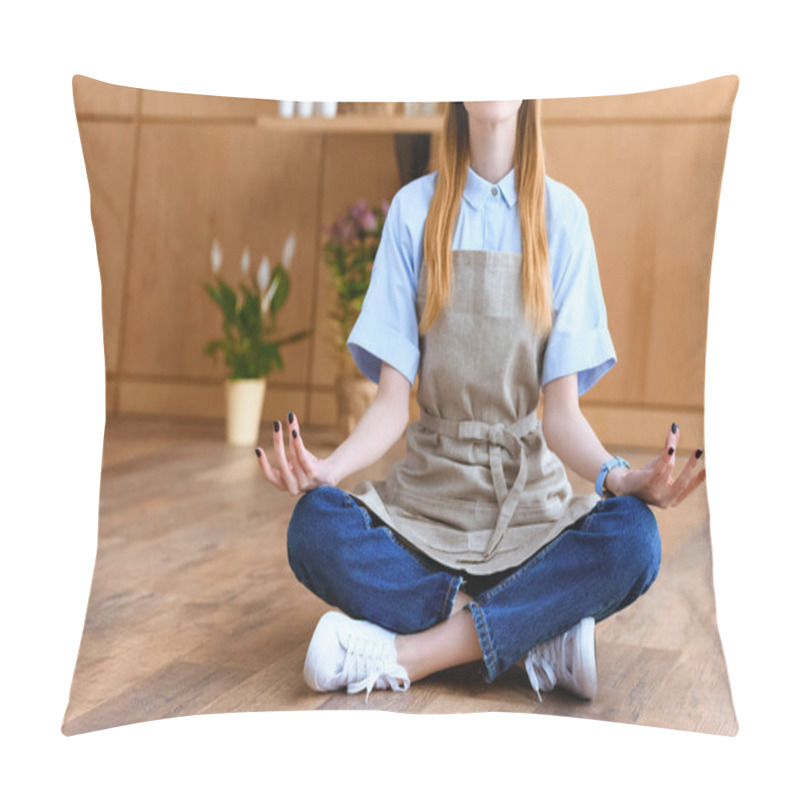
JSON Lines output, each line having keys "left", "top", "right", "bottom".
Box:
{"left": 75, "top": 121, "right": 137, "bottom": 374}
{"left": 256, "top": 115, "right": 444, "bottom": 133}
{"left": 73, "top": 74, "right": 139, "bottom": 117}
{"left": 140, "top": 88, "right": 277, "bottom": 119}
{"left": 121, "top": 123, "right": 319, "bottom": 386}
{"left": 63, "top": 418, "right": 737, "bottom": 737}
{"left": 542, "top": 75, "right": 738, "bottom": 121}
{"left": 544, "top": 119, "right": 729, "bottom": 409}
{"left": 312, "top": 133, "right": 402, "bottom": 387}
{"left": 581, "top": 404, "right": 703, "bottom": 455}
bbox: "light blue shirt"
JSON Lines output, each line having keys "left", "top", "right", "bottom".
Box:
{"left": 347, "top": 165, "right": 616, "bottom": 396}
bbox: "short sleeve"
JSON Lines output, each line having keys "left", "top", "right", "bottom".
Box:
{"left": 541, "top": 202, "right": 616, "bottom": 396}
{"left": 346, "top": 194, "right": 420, "bottom": 386}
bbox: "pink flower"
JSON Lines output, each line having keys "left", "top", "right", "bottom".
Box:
{"left": 341, "top": 219, "right": 357, "bottom": 245}
{"left": 349, "top": 200, "right": 369, "bottom": 228}
{"left": 337, "top": 216, "right": 353, "bottom": 238}
{"left": 326, "top": 199, "right": 389, "bottom": 247}
{"left": 362, "top": 210, "right": 377, "bottom": 232}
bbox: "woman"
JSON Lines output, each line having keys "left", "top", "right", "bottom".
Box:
{"left": 255, "top": 100, "right": 706, "bottom": 701}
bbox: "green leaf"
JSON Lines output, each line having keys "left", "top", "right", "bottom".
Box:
{"left": 217, "top": 279, "right": 238, "bottom": 324}
{"left": 267, "top": 329, "right": 309, "bottom": 347}
{"left": 239, "top": 282, "right": 262, "bottom": 337}
{"left": 201, "top": 248, "right": 312, "bottom": 379}
{"left": 203, "top": 283, "right": 224, "bottom": 311}
{"left": 270, "top": 265, "right": 290, "bottom": 315}
{"left": 256, "top": 341, "right": 282, "bottom": 376}
{"left": 202, "top": 339, "right": 226, "bottom": 356}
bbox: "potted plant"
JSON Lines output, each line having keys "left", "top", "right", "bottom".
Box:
{"left": 203, "top": 234, "right": 306, "bottom": 446}
{"left": 322, "top": 199, "right": 389, "bottom": 434}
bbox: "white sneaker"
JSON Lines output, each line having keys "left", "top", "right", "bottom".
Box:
{"left": 523, "top": 617, "right": 597, "bottom": 701}
{"left": 303, "top": 611, "right": 411, "bottom": 701}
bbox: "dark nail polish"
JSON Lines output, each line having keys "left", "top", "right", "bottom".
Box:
{"left": 254, "top": 448, "right": 261, "bottom": 458}
{"left": 288, "top": 411, "right": 294, "bottom": 424}
{"left": 668, "top": 447, "right": 674, "bottom": 456}
{"left": 292, "top": 429, "right": 298, "bottom": 439}
{"left": 695, "top": 448, "right": 703, "bottom": 459}
{"left": 273, "top": 421, "right": 280, "bottom": 432}
{"left": 671, "top": 423, "right": 677, "bottom": 434}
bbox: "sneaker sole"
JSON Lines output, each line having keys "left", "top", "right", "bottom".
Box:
{"left": 572, "top": 617, "right": 598, "bottom": 700}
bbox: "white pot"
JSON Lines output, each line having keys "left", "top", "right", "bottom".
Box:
{"left": 296, "top": 101, "right": 314, "bottom": 118}
{"left": 225, "top": 377, "right": 267, "bottom": 446}
{"left": 277, "top": 100, "right": 295, "bottom": 118}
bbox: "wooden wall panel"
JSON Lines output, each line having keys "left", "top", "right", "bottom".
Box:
{"left": 313, "top": 134, "right": 401, "bottom": 385}
{"left": 303, "top": 133, "right": 401, "bottom": 425}
{"left": 140, "top": 88, "right": 277, "bottom": 119}
{"left": 307, "top": 388, "right": 337, "bottom": 427}
{"left": 542, "top": 76, "right": 738, "bottom": 121}
{"left": 121, "top": 124, "right": 321, "bottom": 407}
{"left": 117, "top": 378, "right": 306, "bottom": 430}
{"left": 75, "top": 121, "right": 136, "bottom": 374}
{"left": 545, "top": 123, "right": 654, "bottom": 406}
{"left": 643, "top": 123, "right": 728, "bottom": 408}
{"left": 73, "top": 75, "right": 139, "bottom": 116}
{"left": 582, "top": 405, "right": 704, "bottom": 455}
{"left": 545, "top": 121, "right": 724, "bottom": 409}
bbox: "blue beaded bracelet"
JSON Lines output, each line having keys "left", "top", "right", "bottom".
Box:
{"left": 595, "top": 456, "right": 631, "bottom": 498}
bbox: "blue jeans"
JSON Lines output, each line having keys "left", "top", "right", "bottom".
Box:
{"left": 286, "top": 486, "right": 661, "bottom": 682}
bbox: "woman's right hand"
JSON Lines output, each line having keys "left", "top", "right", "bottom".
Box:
{"left": 254, "top": 412, "right": 338, "bottom": 496}
{"left": 255, "top": 363, "right": 410, "bottom": 496}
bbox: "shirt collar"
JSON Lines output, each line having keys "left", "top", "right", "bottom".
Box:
{"left": 464, "top": 164, "right": 518, "bottom": 209}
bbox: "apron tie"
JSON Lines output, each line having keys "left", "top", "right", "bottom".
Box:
{"left": 419, "top": 408, "right": 541, "bottom": 561}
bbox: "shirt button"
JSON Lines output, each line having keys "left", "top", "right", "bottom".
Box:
{"left": 491, "top": 187, "right": 498, "bottom": 196}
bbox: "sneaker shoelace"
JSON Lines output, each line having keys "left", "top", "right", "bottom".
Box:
{"left": 524, "top": 634, "right": 566, "bottom": 702}
{"left": 338, "top": 630, "right": 410, "bottom": 702}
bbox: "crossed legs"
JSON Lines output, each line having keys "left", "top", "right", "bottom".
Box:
{"left": 287, "top": 486, "right": 661, "bottom": 687}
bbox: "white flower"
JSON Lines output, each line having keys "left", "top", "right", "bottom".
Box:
{"left": 257, "top": 255, "right": 270, "bottom": 292}
{"left": 240, "top": 247, "right": 251, "bottom": 274}
{"left": 210, "top": 239, "right": 223, "bottom": 273}
{"left": 261, "top": 275, "right": 280, "bottom": 315}
{"left": 282, "top": 233, "right": 296, "bottom": 270}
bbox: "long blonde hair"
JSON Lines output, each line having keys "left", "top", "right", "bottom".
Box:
{"left": 419, "top": 99, "right": 552, "bottom": 336}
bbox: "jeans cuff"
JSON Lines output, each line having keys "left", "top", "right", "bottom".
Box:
{"left": 442, "top": 574, "right": 465, "bottom": 620}
{"left": 468, "top": 601, "right": 499, "bottom": 682}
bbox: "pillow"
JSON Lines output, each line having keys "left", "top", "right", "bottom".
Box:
{"left": 63, "top": 74, "right": 738, "bottom": 736}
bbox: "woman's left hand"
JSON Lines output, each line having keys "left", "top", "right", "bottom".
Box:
{"left": 606, "top": 423, "right": 706, "bottom": 509}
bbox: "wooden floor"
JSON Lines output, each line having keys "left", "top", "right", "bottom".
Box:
{"left": 62, "top": 416, "right": 738, "bottom": 736}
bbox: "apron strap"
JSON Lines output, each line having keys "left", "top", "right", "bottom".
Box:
{"left": 418, "top": 408, "right": 541, "bottom": 560}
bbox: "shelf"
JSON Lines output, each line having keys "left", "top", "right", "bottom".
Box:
{"left": 256, "top": 114, "right": 444, "bottom": 134}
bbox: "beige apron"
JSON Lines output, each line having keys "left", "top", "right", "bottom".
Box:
{"left": 349, "top": 249, "right": 598, "bottom": 575}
